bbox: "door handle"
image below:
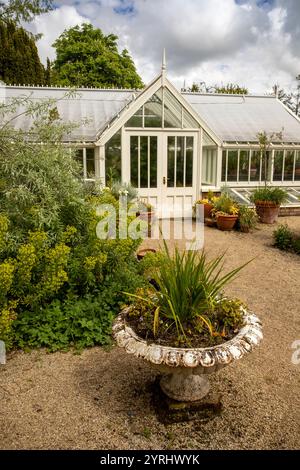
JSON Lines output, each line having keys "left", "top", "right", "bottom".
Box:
{"left": 163, "top": 177, "right": 166, "bottom": 185}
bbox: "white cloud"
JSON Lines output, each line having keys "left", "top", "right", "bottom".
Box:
{"left": 28, "top": 0, "right": 300, "bottom": 93}
{"left": 27, "top": 5, "right": 89, "bottom": 62}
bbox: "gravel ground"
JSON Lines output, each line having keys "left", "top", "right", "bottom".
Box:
{"left": 1, "top": 216, "right": 300, "bottom": 450}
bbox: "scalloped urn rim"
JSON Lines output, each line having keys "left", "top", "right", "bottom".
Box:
{"left": 113, "top": 306, "right": 263, "bottom": 370}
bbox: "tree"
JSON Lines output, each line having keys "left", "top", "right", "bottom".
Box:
{"left": 182, "top": 81, "right": 248, "bottom": 94}
{"left": 52, "top": 23, "right": 143, "bottom": 89}
{"left": 44, "top": 57, "right": 51, "bottom": 85}
{"left": 0, "top": 20, "right": 45, "bottom": 85}
{"left": 214, "top": 83, "right": 248, "bottom": 95}
{"left": 0, "top": 0, "right": 53, "bottom": 25}
{"left": 273, "top": 77, "right": 300, "bottom": 118}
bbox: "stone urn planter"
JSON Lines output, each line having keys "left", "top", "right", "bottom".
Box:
{"left": 113, "top": 307, "right": 263, "bottom": 402}
{"left": 255, "top": 201, "right": 280, "bottom": 224}
{"left": 216, "top": 214, "right": 238, "bottom": 231}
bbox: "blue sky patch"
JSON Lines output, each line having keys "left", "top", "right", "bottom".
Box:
{"left": 113, "top": 0, "right": 136, "bottom": 16}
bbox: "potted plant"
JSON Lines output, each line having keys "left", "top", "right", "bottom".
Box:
{"left": 113, "top": 244, "right": 262, "bottom": 402}
{"left": 250, "top": 187, "right": 287, "bottom": 224}
{"left": 193, "top": 190, "right": 216, "bottom": 219}
{"left": 238, "top": 205, "right": 259, "bottom": 233}
{"left": 212, "top": 193, "right": 239, "bottom": 231}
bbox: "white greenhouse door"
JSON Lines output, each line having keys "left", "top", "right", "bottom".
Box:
{"left": 161, "top": 133, "right": 198, "bottom": 218}
{"left": 125, "top": 132, "right": 197, "bottom": 218}
{"left": 125, "top": 132, "right": 163, "bottom": 213}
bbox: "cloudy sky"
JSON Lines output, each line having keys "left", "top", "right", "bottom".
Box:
{"left": 27, "top": 0, "right": 300, "bottom": 93}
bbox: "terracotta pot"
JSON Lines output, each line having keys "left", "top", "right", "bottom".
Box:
{"left": 203, "top": 203, "right": 214, "bottom": 218}
{"left": 204, "top": 217, "right": 217, "bottom": 227}
{"left": 216, "top": 214, "right": 238, "bottom": 231}
{"left": 113, "top": 307, "right": 263, "bottom": 402}
{"left": 137, "top": 248, "right": 157, "bottom": 260}
{"left": 255, "top": 202, "right": 280, "bottom": 224}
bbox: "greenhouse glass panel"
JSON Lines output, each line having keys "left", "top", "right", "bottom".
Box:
{"left": 176, "top": 136, "right": 185, "bottom": 187}
{"left": 140, "top": 136, "right": 148, "bottom": 188}
{"left": 167, "top": 136, "right": 175, "bottom": 187}
{"left": 150, "top": 136, "right": 157, "bottom": 187}
{"left": 130, "top": 136, "right": 139, "bottom": 187}
{"left": 239, "top": 150, "right": 249, "bottom": 182}
{"left": 86, "top": 148, "right": 95, "bottom": 178}
{"left": 250, "top": 151, "right": 261, "bottom": 181}
{"left": 185, "top": 137, "right": 193, "bottom": 187}
{"left": 221, "top": 150, "right": 227, "bottom": 182}
{"left": 284, "top": 150, "right": 295, "bottom": 181}
{"left": 164, "top": 88, "right": 182, "bottom": 128}
{"left": 182, "top": 109, "right": 199, "bottom": 128}
{"left": 125, "top": 107, "right": 143, "bottom": 127}
{"left": 273, "top": 150, "right": 284, "bottom": 181}
{"left": 295, "top": 151, "right": 300, "bottom": 181}
{"left": 227, "top": 150, "right": 238, "bottom": 181}
{"left": 144, "top": 89, "right": 163, "bottom": 127}
{"left": 105, "top": 131, "right": 122, "bottom": 182}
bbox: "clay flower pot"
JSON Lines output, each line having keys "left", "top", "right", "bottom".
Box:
{"left": 216, "top": 214, "right": 238, "bottom": 231}
{"left": 113, "top": 307, "right": 263, "bottom": 402}
{"left": 194, "top": 203, "right": 214, "bottom": 220}
{"left": 136, "top": 248, "right": 157, "bottom": 260}
{"left": 255, "top": 202, "right": 280, "bottom": 224}
{"left": 203, "top": 203, "right": 214, "bottom": 218}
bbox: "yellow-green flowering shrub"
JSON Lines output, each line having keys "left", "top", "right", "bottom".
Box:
{"left": 0, "top": 97, "right": 144, "bottom": 351}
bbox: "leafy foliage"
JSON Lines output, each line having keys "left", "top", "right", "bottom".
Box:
{"left": 0, "top": 0, "right": 53, "bottom": 26}
{"left": 51, "top": 23, "right": 143, "bottom": 89}
{"left": 13, "top": 293, "right": 115, "bottom": 352}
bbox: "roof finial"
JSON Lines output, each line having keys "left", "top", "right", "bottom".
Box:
{"left": 162, "top": 48, "right": 166, "bottom": 74}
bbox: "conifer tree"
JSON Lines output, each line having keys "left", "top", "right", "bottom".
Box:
{"left": 0, "top": 20, "right": 45, "bottom": 85}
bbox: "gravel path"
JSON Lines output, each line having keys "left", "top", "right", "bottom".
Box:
{"left": 1, "top": 217, "right": 300, "bottom": 450}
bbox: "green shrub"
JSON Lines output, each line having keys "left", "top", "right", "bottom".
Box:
{"left": 292, "top": 237, "right": 300, "bottom": 255}
{"left": 238, "top": 205, "right": 259, "bottom": 231}
{"left": 0, "top": 96, "right": 145, "bottom": 351}
{"left": 273, "top": 224, "right": 294, "bottom": 251}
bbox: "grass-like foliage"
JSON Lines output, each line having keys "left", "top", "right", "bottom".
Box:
{"left": 251, "top": 187, "right": 287, "bottom": 205}
{"left": 126, "top": 242, "right": 252, "bottom": 344}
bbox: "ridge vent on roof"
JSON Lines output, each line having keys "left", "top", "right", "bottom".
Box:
{"left": 2, "top": 84, "right": 140, "bottom": 92}
{"left": 182, "top": 91, "right": 276, "bottom": 98}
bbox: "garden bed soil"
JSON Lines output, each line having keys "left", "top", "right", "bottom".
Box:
{"left": 125, "top": 310, "right": 239, "bottom": 348}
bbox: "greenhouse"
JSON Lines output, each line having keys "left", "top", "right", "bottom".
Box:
{"left": 2, "top": 63, "right": 300, "bottom": 217}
